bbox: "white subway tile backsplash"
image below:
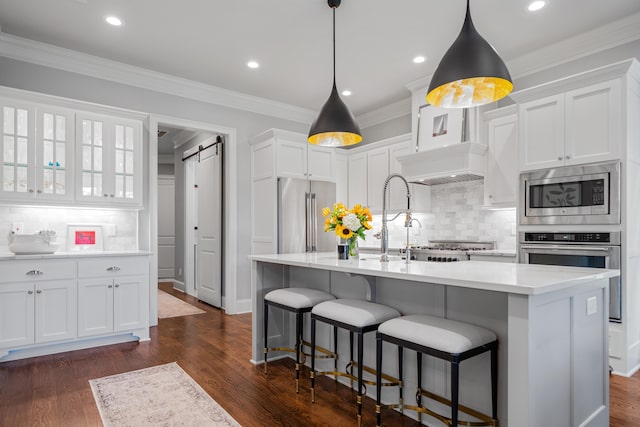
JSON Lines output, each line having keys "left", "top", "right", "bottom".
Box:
{"left": 361, "top": 180, "right": 516, "bottom": 250}
{"left": 0, "top": 206, "right": 138, "bottom": 252}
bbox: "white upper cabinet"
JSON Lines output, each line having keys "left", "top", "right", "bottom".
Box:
{"left": 0, "top": 99, "right": 34, "bottom": 200}
{"left": 518, "top": 79, "right": 621, "bottom": 171}
{"left": 276, "top": 134, "right": 335, "bottom": 182}
{"left": 484, "top": 107, "right": 518, "bottom": 207}
{"left": 76, "top": 112, "right": 143, "bottom": 206}
{"left": 366, "top": 146, "right": 390, "bottom": 212}
{"left": 347, "top": 152, "right": 367, "bottom": 208}
{"left": 0, "top": 99, "right": 73, "bottom": 202}
{"left": 335, "top": 152, "right": 348, "bottom": 206}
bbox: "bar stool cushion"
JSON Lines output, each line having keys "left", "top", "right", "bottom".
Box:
{"left": 312, "top": 299, "right": 400, "bottom": 328}
{"left": 265, "top": 288, "right": 335, "bottom": 309}
{"left": 378, "top": 314, "right": 497, "bottom": 354}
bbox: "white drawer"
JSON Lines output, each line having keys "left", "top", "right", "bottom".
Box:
{"left": 1, "top": 260, "right": 76, "bottom": 282}
{"left": 78, "top": 257, "right": 148, "bottom": 278}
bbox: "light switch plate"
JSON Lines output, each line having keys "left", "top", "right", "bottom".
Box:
{"left": 587, "top": 297, "right": 597, "bottom": 315}
{"left": 11, "top": 222, "right": 24, "bottom": 234}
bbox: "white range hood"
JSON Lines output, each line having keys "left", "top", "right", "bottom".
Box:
{"left": 397, "top": 142, "right": 487, "bottom": 185}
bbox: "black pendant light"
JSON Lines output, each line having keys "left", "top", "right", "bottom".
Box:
{"left": 426, "top": 0, "right": 513, "bottom": 108}
{"left": 308, "top": 0, "right": 362, "bottom": 147}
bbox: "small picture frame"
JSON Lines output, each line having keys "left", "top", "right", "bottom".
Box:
{"left": 416, "top": 104, "right": 475, "bottom": 151}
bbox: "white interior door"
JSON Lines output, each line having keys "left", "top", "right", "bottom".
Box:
{"left": 157, "top": 175, "right": 176, "bottom": 280}
{"left": 195, "top": 146, "right": 222, "bottom": 307}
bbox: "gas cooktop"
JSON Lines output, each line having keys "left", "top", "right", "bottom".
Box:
{"left": 402, "top": 240, "right": 496, "bottom": 262}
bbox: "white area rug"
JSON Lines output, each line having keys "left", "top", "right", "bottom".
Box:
{"left": 90, "top": 362, "right": 241, "bottom": 426}
{"left": 157, "top": 289, "right": 206, "bottom": 319}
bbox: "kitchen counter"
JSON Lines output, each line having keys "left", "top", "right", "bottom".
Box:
{"left": 0, "top": 250, "right": 151, "bottom": 260}
{"left": 250, "top": 252, "right": 616, "bottom": 295}
{"left": 473, "top": 249, "right": 517, "bottom": 257}
{"left": 250, "top": 252, "right": 616, "bottom": 426}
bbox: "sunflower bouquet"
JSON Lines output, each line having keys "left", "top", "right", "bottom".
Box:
{"left": 322, "top": 203, "right": 372, "bottom": 257}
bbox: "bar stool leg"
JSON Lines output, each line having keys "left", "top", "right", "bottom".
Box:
{"left": 295, "top": 312, "right": 302, "bottom": 393}
{"left": 491, "top": 346, "right": 498, "bottom": 420}
{"left": 417, "top": 352, "right": 422, "bottom": 424}
{"left": 451, "top": 361, "right": 460, "bottom": 427}
{"left": 349, "top": 331, "right": 355, "bottom": 390}
{"left": 310, "top": 317, "right": 317, "bottom": 403}
{"left": 263, "top": 302, "right": 269, "bottom": 374}
{"left": 375, "top": 334, "right": 383, "bottom": 427}
{"left": 357, "top": 332, "right": 364, "bottom": 427}
{"left": 334, "top": 325, "right": 338, "bottom": 380}
{"left": 398, "top": 345, "right": 403, "bottom": 413}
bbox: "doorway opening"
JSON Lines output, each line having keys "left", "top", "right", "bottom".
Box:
{"left": 148, "top": 115, "right": 238, "bottom": 324}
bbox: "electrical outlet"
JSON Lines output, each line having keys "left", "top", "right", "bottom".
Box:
{"left": 11, "top": 222, "right": 24, "bottom": 234}
{"left": 587, "top": 297, "right": 597, "bottom": 316}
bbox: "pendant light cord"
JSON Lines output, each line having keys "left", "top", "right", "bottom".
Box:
{"left": 332, "top": 7, "right": 336, "bottom": 86}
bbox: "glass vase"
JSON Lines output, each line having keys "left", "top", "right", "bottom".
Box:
{"left": 347, "top": 236, "right": 359, "bottom": 258}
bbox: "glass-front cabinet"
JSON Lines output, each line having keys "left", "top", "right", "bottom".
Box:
{"left": 0, "top": 99, "right": 73, "bottom": 201}
{"left": 76, "top": 112, "right": 142, "bottom": 206}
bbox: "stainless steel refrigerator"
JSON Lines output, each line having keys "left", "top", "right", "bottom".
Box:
{"left": 278, "top": 177, "right": 336, "bottom": 253}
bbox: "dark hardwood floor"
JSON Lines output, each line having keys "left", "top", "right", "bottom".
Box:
{"left": 1, "top": 282, "right": 638, "bottom": 426}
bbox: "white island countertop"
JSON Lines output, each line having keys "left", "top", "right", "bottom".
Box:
{"left": 249, "top": 252, "right": 619, "bottom": 296}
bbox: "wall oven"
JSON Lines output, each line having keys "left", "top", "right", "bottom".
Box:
{"left": 519, "top": 231, "right": 621, "bottom": 322}
{"left": 519, "top": 161, "right": 620, "bottom": 225}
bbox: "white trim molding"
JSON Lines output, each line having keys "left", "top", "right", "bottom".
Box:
{"left": 356, "top": 98, "right": 412, "bottom": 129}
{"left": 0, "top": 32, "right": 316, "bottom": 125}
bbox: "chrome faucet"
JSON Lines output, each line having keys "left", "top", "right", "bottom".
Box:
{"left": 405, "top": 218, "right": 422, "bottom": 262}
{"left": 380, "top": 173, "right": 411, "bottom": 262}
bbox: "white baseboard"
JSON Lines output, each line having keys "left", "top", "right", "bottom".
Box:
{"left": 234, "top": 298, "right": 252, "bottom": 314}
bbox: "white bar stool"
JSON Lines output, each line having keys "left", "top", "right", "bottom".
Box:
{"left": 310, "top": 298, "right": 401, "bottom": 426}
{"left": 375, "top": 314, "right": 498, "bottom": 427}
{"left": 263, "top": 288, "right": 336, "bottom": 393}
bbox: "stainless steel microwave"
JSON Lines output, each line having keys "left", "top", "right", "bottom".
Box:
{"left": 519, "top": 161, "right": 621, "bottom": 225}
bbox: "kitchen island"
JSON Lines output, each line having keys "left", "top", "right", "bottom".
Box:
{"left": 250, "top": 252, "right": 620, "bottom": 427}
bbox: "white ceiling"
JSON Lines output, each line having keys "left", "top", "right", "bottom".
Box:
{"left": 1, "top": 0, "right": 640, "bottom": 117}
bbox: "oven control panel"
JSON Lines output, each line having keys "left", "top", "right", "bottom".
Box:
{"left": 523, "top": 232, "right": 611, "bottom": 243}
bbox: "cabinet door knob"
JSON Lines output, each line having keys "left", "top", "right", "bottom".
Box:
{"left": 106, "top": 266, "right": 121, "bottom": 272}
{"left": 104, "top": 194, "right": 109, "bottom": 197}
{"left": 488, "top": 195, "right": 493, "bottom": 198}
{"left": 108, "top": 284, "right": 113, "bottom": 288}
{"left": 115, "top": 284, "right": 120, "bottom": 288}
{"left": 565, "top": 155, "right": 570, "bottom": 160}
{"left": 29, "top": 189, "right": 34, "bottom": 193}
{"left": 557, "top": 156, "right": 563, "bottom": 161}
{"left": 37, "top": 189, "right": 42, "bottom": 194}
{"left": 110, "top": 194, "right": 115, "bottom": 197}
{"left": 36, "top": 289, "right": 42, "bottom": 294}
{"left": 27, "top": 290, "right": 34, "bottom": 295}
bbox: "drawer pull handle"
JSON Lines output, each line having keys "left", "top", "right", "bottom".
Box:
{"left": 108, "top": 284, "right": 113, "bottom": 288}
{"left": 106, "top": 266, "right": 121, "bottom": 272}
{"left": 26, "top": 270, "right": 43, "bottom": 276}
{"left": 28, "top": 290, "right": 34, "bottom": 295}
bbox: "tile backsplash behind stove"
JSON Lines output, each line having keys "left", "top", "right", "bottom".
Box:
{"left": 362, "top": 180, "right": 516, "bottom": 250}
{"left": 0, "top": 206, "right": 138, "bottom": 252}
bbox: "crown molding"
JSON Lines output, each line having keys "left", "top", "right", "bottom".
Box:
{"left": 0, "top": 32, "right": 317, "bottom": 124}
{"left": 356, "top": 98, "right": 411, "bottom": 129}
{"left": 508, "top": 12, "right": 640, "bottom": 79}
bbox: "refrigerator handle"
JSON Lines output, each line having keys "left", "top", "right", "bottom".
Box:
{"left": 305, "top": 192, "right": 311, "bottom": 252}
{"left": 311, "top": 193, "right": 317, "bottom": 252}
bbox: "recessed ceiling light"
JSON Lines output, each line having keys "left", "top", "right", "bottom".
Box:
{"left": 528, "top": 1, "right": 546, "bottom": 11}
{"left": 105, "top": 16, "right": 123, "bottom": 26}
{"left": 247, "top": 61, "right": 260, "bottom": 69}
{"left": 413, "top": 56, "right": 426, "bottom": 64}
{"left": 342, "top": 90, "right": 352, "bottom": 96}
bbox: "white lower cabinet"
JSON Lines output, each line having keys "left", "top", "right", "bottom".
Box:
{"left": 0, "top": 261, "right": 77, "bottom": 350}
{"left": 78, "top": 257, "right": 148, "bottom": 337}
{"left": 0, "top": 255, "right": 149, "bottom": 362}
